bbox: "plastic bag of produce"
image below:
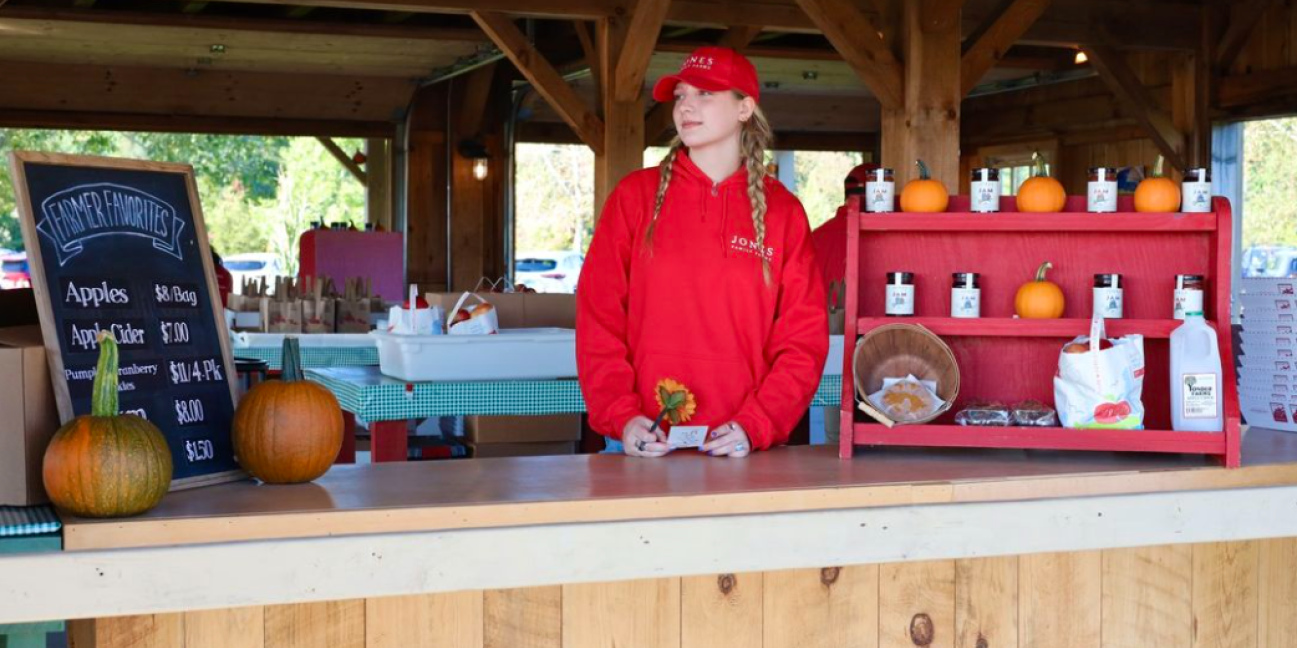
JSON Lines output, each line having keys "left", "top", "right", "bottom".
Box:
{"left": 1053, "top": 315, "right": 1145, "bottom": 429}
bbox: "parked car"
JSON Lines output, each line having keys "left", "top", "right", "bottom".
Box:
{"left": 1243, "top": 246, "right": 1297, "bottom": 278}
{"left": 222, "top": 252, "right": 285, "bottom": 293}
{"left": 0, "top": 252, "right": 30, "bottom": 290}
{"left": 515, "top": 251, "right": 584, "bottom": 293}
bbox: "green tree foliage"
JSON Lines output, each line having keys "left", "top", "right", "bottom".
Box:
{"left": 1244, "top": 118, "right": 1297, "bottom": 248}
{"left": 793, "top": 150, "right": 864, "bottom": 229}
{"left": 515, "top": 143, "right": 595, "bottom": 254}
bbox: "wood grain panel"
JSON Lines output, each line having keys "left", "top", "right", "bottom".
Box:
{"left": 1192, "top": 541, "right": 1259, "bottom": 648}
{"left": 880, "top": 560, "right": 956, "bottom": 648}
{"left": 956, "top": 557, "right": 1017, "bottom": 648}
{"left": 763, "top": 566, "right": 879, "bottom": 648}
{"left": 485, "top": 587, "right": 561, "bottom": 648}
{"left": 185, "top": 607, "right": 264, "bottom": 648}
{"left": 562, "top": 579, "right": 680, "bottom": 648}
{"left": 1019, "top": 552, "right": 1100, "bottom": 648}
{"left": 1102, "top": 545, "right": 1193, "bottom": 648}
{"left": 264, "top": 600, "right": 364, "bottom": 648}
{"left": 366, "top": 592, "right": 482, "bottom": 648}
{"left": 682, "top": 573, "right": 763, "bottom": 648}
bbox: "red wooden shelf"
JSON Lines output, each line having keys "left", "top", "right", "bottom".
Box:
{"left": 851, "top": 424, "right": 1227, "bottom": 454}
{"left": 858, "top": 212, "right": 1217, "bottom": 233}
{"left": 857, "top": 317, "right": 1185, "bottom": 339}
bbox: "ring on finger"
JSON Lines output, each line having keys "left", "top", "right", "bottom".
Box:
{"left": 636, "top": 439, "right": 647, "bottom": 452}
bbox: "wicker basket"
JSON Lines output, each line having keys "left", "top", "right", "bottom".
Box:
{"left": 852, "top": 323, "right": 961, "bottom": 427}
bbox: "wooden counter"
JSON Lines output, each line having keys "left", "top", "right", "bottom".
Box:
{"left": 8, "top": 428, "right": 1297, "bottom": 647}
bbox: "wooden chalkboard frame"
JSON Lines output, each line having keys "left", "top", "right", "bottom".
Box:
{"left": 9, "top": 151, "right": 244, "bottom": 490}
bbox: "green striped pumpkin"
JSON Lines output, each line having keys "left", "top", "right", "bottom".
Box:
{"left": 42, "top": 332, "right": 172, "bottom": 518}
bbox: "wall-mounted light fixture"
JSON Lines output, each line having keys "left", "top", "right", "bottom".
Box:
{"left": 1074, "top": 49, "right": 1089, "bottom": 65}
{"left": 458, "top": 140, "right": 490, "bottom": 181}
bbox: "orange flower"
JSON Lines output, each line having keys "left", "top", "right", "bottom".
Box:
{"left": 654, "top": 378, "right": 697, "bottom": 425}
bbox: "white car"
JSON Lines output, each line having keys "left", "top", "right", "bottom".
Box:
{"left": 222, "top": 253, "right": 285, "bottom": 293}
{"left": 515, "top": 251, "right": 584, "bottom": 293}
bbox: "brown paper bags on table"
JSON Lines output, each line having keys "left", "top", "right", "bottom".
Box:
{"left": 300, "top": 276, "right": 337, "bottom": 334}
{"left": 261, "top": 277, "right": 303, "bottom": 333}
{"left": 337, "top": 277, "right": 378, "bottom": 333}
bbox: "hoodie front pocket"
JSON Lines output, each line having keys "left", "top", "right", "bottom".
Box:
{"left": 635, "top": 350, "right": 754, "bottom": 428}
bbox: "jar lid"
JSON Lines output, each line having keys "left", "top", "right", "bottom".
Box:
{"left": 871, "top": 168, "right": 894, "bottom": 179}
{"left": 952, "top": 272, "right": 979, "bottom": 287}
{"left": 952, "top": 272, "right": 980, "bottom": 280}
{"left": 1094, "top": 273, "right": 1122, "bottom": 287}
{"left": 1185, "top": 168, "right": 1211, "bottom": 180}
{"left": 1089, "top": 166, "right": 1117, "bottom": 173}
{"left": 887, "top": 271, "right": 914, "bottom": 283}
{"left": 970, "top": 168, "right": 999, "bottom": 177}
{"left": 1176, "top": 274, "right": 1205, "bottom": 280}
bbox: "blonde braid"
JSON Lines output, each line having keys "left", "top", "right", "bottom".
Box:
{"left": 740, "top": 103, "right": 774, "bottom": 284}
{"left": 644, "top": 137, "right": 684, "bottom": 254}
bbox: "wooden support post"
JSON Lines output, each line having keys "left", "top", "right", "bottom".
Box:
{"left": 403, "top": 85, "right": 449, "bottom": 292}
{"left": 793, "top": 0, "right": 904, "bottom": 110}
{"left": 316, "top": 137, "right": 367, "bottom": 185}
{"left": 472, "top": 11, "right": 605, "bottom": 155}
{"left": 595, "top": 15, "right": 646, "bottom": 220}
{"left": 455, "top": 63, "right": 497, "bottom": 140}
{"left": 573, "top": 21, "right": 602, "bottom": 111}
{"left": 960, "top": 0, "right": 1051, "bottom": 97}
{"left": 1084, "top": 44, "right": 1189, "bottom": 172}
{"left": 365, "top": 138, "right": 392, "bottom": 231}
{"left": 884, "top": 0, "right": 963, "bottom": 188}
{"left": 717, "top": 25, "right": 763, "bottom": 52}
{"left": 612, "top": 0, "right": 672, "bottom": 103}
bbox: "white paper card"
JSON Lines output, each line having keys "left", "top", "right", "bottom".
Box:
{"left": 667, "top": 426, "right": 708, "bottom": 449}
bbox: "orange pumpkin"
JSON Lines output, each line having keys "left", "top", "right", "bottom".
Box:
{"left": 43, "top": 332, "right": 173, "bottom": 518}
{"left": 233, "top": 337, "right": 343, "bottom": 483}
{"left": 1015, "top": 262, "right": 1066, "bottom": 319}
{"left": 1016, "top": 152, "right": 1066, "bottom": 213}
{"left": 1134, "top": 155, "right": 1181, "bottom": 212}
{"left": 900, "top": 160, "right": 949, "bottom": 213}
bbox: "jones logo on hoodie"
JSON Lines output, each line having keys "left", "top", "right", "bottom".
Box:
{"left": 730, "top": 235, "right": 775, "bottom": 263}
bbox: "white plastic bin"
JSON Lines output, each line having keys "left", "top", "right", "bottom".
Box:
{"left": 372, "top": 328, "right": 576, "bottom": 381}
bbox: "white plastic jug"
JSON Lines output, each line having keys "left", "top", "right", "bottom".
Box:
{"left": 1170, "top": 312, "right": 1224, "bottom": 432}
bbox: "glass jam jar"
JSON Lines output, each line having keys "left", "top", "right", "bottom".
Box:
{"left": 1094, "top": 274, "right": 1124, "bottom": 319}
{"left": 970, "top": 168, "right": 1001, "bottom": 213}
{"left": 866, "top": 168, "right": 896, "bottom": 213}
{"left": 951, "top": 272, "right": 981, "bottom": 318}
{"left": 1174, "top": 274, "right": 1206, "bottom": 320}
{"left": 885, "top": 272, "right": 915, "bottom": 317}
{"left": 1182, "top": 168, "right": 1212, "bottom": 213}
{"left": 1088, "top": 167, "right": 1118, "bottom": 213}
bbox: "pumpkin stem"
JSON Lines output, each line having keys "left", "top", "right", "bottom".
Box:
{"left": 91, "top": 331, "right": 119, "bottom": 417}
{"left": 1032, "top": 151, "right": 1048, "bottom": 178}
{"left": 281, "top": 336, "right": 304, "bottom": 382}
{"left": 1034, "top": 261, "right": 1054, "bottom": 283}
{"left": 1152, "top": 155, "right": 1165, "bottom": 178}
{"left": 914, "top": 159, "right": 931, "bottom": 181}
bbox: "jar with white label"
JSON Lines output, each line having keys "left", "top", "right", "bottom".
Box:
{"left": 1182, "top": 168, "right": 1212, "bottom": 213}
{"left": 885, "top": 272, "right": 915, "bottom": 317}
{"left": 1088, "top": 167, "right": 1118, "bottom": 213}
{"left": 866, "top": 168, "right": 896, "bottom": 213}
{"left": 951, "top": 273, "right": 981, "bottom": 318}
{"left": 1174, "top": 274, "right": 1205, "bottom": 320}
{"left": 970, "top": 169, "right": 1001, "bottom": 213}
{"left": 1093, "top": 274, "right": 1124, "bottom": 319}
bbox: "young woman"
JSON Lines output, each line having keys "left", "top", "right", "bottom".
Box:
{"left": 576, "top": 47, "right": 828, "bottom": 458}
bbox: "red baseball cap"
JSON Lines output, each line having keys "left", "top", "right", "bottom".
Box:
{"left": 652, "top": 46, "right": 761, "bottom": 104}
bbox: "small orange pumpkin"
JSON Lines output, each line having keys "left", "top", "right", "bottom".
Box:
{"left": 43, "top": 332, "right": 173, "bottom": 518}
{"left": 1016, "top": 152, "right": 1067, "bottom": 213}
{"left": 233, "top": 337, "right": 343, "bottom": 483}
{"left": 1015, "top": 262, "right": 1066, "bottom": 319}
{"left": 900, "top": 160, "right": 949, "bottom": 213}
{"left": 1134, "top": 155, "right": 1181, "bottom": 212}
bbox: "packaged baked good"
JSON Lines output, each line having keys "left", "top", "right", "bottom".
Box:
{"left": 1012, "top": 400, "right": 1058, "bottom": 427}
{"left": 954, "top": 400, "right": 1011, "bottom": 427}
{"left": 876, "top": 378, "right": 941, "bottom": 422}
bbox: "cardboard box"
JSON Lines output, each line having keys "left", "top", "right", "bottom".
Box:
{"left": 0, "top": 326, "right": 60, "bottom": 505}
{"left": 466, "top": 414, "right": 582, "bottom": 444}
{"left": 469, "top": 441, "right": 577, "bottom": 458}
{"left": 425, "top": 292, "right": 575, "bottom": 329}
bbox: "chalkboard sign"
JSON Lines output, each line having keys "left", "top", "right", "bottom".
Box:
{"left": 9, "top": 152, "right": 242, "bottom": 489}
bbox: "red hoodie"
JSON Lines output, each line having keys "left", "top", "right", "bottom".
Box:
{"left": 577, "top": 150, "right": 828, "bottom": 451}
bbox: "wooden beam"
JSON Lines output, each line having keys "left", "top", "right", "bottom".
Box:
{"left": 1216, "top": 0, "right": 1280, "bottom": 73}
{"left": 885, "top": 0, "right": 963, "bottom": 186}
{"left": 317, "top": 137, "right": 369, "bottom": 184}
{"left": 182, "top": 2, "right": 209, "bottom": 14}
{"left": 381, "top": 11, "right": 417, "bottom": 23}
{"left": 1217, "top": 66, "right": 1297, "bottom": 110}
{"left": 596, "top": 14, "right": 646, "bottom": 215}
{"left": 717, "top": 24, "right": 763, "bottom": 51}
{"left": 283, "top": 6, "right": 317, "bottom": 18}
{"left": 645, "top": 102, "right": 674, "bottom": 144}
{"left": 0, "top": 6, "right": 485, "bottom": 41}
{"left": 792, "top": 0, "right": 904, "bottom": 109}
{"left": 613, "top": 0, "right": 672, "bottom": 102}
{"left": 0, "top": 109, "right": 396, "bottom": 138}
{"left": 471, "top": 11, "right": 605, "bottom": 155}
{"left": 456, "top": 63, "right": 497, "bottom": 138}
{"left": 960, "top": 0, "right": 1052, "bottom": 97}
{"left": 1083, "top": 44, "right": 1187, "bottom": 172}
{"left": 365, "top": 138, "right": 393, "bottom": 231}
{"left": 71, "top": 0, "right": 96, "bottom": 7}
{"left": 573, "top": 21, "right": 602, "bottom": 109}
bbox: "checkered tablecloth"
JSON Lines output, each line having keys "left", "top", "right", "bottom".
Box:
{"left": 307, "top": 366, "right": 843, "bottom": 422}
{"left": 0, "top": 506, "right": 60, "bottom": 537}
{"left": 235, "top": 346, "right": 379, "bottom": 371}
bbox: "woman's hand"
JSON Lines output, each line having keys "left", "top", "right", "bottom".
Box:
{"left": 701, "top": 422, "right": 752, "bottom": 458}
{"left": 622, "top": 416, "right": 670, "bottom": 457}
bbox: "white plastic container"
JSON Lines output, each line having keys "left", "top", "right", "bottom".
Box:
{"left": 1170, "top": 312, "right": 1224, "bottom": 432}
{"left": 371, "top": 328, "right": 576, "bottom": 381}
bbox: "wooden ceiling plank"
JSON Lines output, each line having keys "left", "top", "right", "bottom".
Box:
{"left": 612, "top": 0, "right": 672, "bottom": 102}
{"left": 792, "top": 0, "right": 904, "bottom": 108}
{"left": 573, "top": 21, "right": 603, "bottom": 112}
{"left": 317, "top": 137, "right": 369, "bottom": 184}
{"left": 1082, "top": 43, "right": 1187, "bottom": 171}
{"left": 716, "top": 24, "right": 763, "bottom": 52}
{"left": 182, "top": 2, "right": 209, "bottom": 14}
{"left": 283, "top": 6, "right": 317, "bottom": 18}
{"left": 960, "top": 0, "right": 1052, "bottom": 97}
{"left": 1215, "top": 0, "right": 1281, "bottom": 73}
{"left": 456, "top": 63, "right": 497, "bottom": 137}
{"left": 0, "top": 109, "right": 395, "bottom": 138}
{"left": 470, "top": 11, "right": 605, "bottom": 154}
{"left": 71, "top": 0, "right": 97, "bottom": 7}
